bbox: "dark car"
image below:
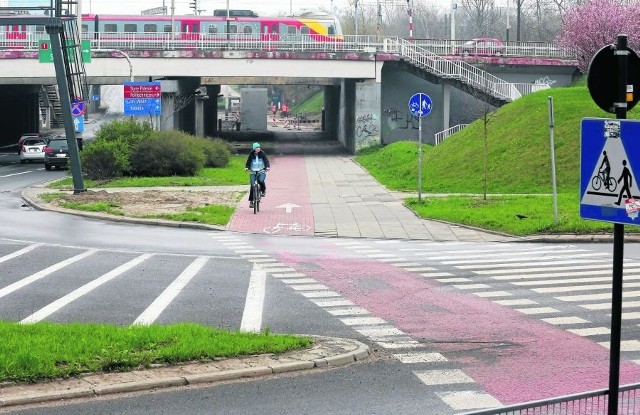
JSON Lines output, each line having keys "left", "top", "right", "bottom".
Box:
{"left": 43, "top": 137, "right": 69, "bottom": 171}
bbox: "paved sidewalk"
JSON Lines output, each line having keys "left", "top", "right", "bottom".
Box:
{"left": 0, "top": 336, "right": 369, "bottom": 410}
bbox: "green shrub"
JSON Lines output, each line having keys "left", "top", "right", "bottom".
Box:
{"left": 200, "top": 137, "right": 232, "bottom": 168}
{"left": 129, "top": 131, "right": 205, "bottom": 177}
{"left": 92, "top": 119, "right": 157, "bottom": 175}
{"left": 94, "top": 119, "right": 155, "bottom": 148}
{"left": 81, "top": 139, "right": 130, "bottom": 180}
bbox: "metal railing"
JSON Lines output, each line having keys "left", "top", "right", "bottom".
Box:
{"left": 435, "top": 124, "right": 469, "bottom": 144}
{"left": 384, "top": 38, "right": 522, "bottom": 102}
{"left": 413, "top": 39, "right": 576, "bottom": 60}
{"left": 459, "top": 383, "right": 640, "bottom": 415}
{"left": 0, "top": 31, "right": 576, "bottom": 60}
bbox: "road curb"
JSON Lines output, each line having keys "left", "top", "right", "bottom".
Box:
{"left": 0, "top": 337, "right": 370, "bottom": 409}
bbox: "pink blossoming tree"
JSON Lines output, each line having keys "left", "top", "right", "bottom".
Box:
{"left": 556, "top": 0, "right": 640, "bottom": 72}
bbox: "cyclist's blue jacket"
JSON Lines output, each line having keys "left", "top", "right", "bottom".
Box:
{"left": 245, "top": 150, "right": 270, "bottom": 171}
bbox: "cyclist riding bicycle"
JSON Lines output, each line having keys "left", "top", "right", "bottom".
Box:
{"left": 245, "top": 142, "right": 270, "bottom": 208}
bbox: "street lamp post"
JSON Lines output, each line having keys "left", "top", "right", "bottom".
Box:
{"left": 354, "top": 0, "right": 359, "bottom": 37}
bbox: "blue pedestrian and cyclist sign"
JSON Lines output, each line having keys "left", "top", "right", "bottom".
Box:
{"left": 408, "top": 93, "right": 432, "bottom": 118}
{"left": 580, "top": 117, "right": 640, "bottom": 225}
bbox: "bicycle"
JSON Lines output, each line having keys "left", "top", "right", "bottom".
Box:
{"left": 591, "top": 170, "right": 617, "bottom": 192}
{"left": 248, "top": 168, "right": 266, "bottom": 214}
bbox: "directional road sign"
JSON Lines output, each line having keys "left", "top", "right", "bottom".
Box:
{"left": 124, "top": 82, "right": 162, "bottom": 116}
{"left": 408, "top": 93, "right": 432, "bottom": 118}
{"left": 580, "top": 118, "right": 640, "bottom": 225}
{"left": 73, "top": 115, "right": 84, "bottom": 133}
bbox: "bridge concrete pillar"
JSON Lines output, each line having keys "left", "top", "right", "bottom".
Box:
{"left": 337, "top": 79, "right": 356, "bottom": 154}
{"left": 204, "top": 85, "right": 220, "bottom": 138}
{"left": 355, "top": 80, "right": 382, "bottom": 152}
{"left": 176, "top": 77, "right": 201, "bottom": 135}
{"left": 323, "top": 85, "right": 340, "bottom": 138}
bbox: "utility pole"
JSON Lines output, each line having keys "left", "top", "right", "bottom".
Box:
{"left": 376, "top": 0, "right": 381, "bottom": 38}
{"left": 354, "top": 0, "right": 359, "bottom": 37}
{"left": 406, "top": 0, "right": 413, "bottom": 41}
{"left": 190, "top": 0, "right": 198, "bottom": 15}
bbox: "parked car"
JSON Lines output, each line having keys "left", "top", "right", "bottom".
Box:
{"left": 19, "top": 137, "right": 47, "bottom": 163}
{"left": 17, "top": 132, "right": 41, "bottom": 155}
{"left": 455, "top": 38, "right": 505, "bottom": 57}
{"left": 43, "top": 137, "right": 69, "bottom": 171}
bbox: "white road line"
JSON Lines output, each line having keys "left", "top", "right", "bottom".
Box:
{"left": 567, "top": 327, "right": 610, "bottom": 336}
{"left": 476, "top": 264, "right": 624, "bottom": 275}
{"left": 433, "top": 249, "right": 589, "bottom": 261}
{"left": 240, "top": 263, "right": 267, "bottom": 333}
{"left": 0, "top": 243, "right": 43, "bottom": 264}
{"left": 21, "top": 253, "right": 151, "bottom": 324}
{"left": 446, "top": 253, "right": 610, "bottom": 266}
{"left": 0, "top": 171, "right": 32, "bottom": 178}
{"left": 534, "top": 282, "right": 640, "bottom": 293}
{"left": 455, "top": 258, "right": 609, "bottom": 269}
{"left": 493, "top": 268, "right": 640, "bottom": 280}
{"left": 513, "top": 275, "right": 640, "bottom": 286}
{"left": 394, "top": 352, "right": 448, "bottom": 363}
{"left": 133, "top": 256, "right": 208, "bottom": 326}
{"left": 0, "top": 249, "right": 97, "bottom": 300}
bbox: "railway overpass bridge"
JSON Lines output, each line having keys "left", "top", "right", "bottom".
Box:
{"left": 0, "top": 34, "right": 580, "bottom": 153}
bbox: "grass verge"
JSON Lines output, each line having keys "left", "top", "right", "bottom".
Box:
{"left": 0, "top": 321, "right": 312, "bottom": 384}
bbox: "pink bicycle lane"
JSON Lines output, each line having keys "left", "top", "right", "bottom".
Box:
{"left": 227, "top": 155, "right": 314, "bottom": 236}
{"left": 274, "top": 250, "right": 640, "bottom": 405}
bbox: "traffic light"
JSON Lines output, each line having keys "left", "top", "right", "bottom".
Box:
{"left": 190, "top": 0, "right": 198, "bottom": 14}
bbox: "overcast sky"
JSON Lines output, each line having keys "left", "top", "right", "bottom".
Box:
{"left": 79, "top": 0, "right": 451, "bottom": 16}
{"left": 82, "top": 0, "right": 353, "bottom": 16}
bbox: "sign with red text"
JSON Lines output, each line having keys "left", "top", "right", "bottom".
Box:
{"left": 123, "top": 82, "right": 162, "bottom": 116}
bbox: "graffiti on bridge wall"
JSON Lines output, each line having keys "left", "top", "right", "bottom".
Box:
{"left": 384, "top": 107, "right": 420, "bottom": 131}
{"left": 355, "top": 113, "right": 381, "bottom": 151}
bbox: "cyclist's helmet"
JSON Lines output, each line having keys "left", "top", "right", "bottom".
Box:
{"left": 252, "top": 142, "right": 260, "bottom": 150}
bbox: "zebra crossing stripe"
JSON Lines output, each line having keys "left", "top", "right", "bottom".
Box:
{"left": 22, "top": 253, "right": 151, "bottom": 324}
{"left": 134, "top": 256, "right": 208, "bottom": 326}
{"left": 240, "top": 263, "right": 267, "bottom": 333}
{"left": 1, "top": 249, "right": 97, "bottom": 300}
{"left": 415, "top": 369, "right": 474, "bottom": 385}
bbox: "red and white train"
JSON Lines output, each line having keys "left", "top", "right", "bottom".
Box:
{"left": 2, "top": 9, "right": 344, "bottom": 43}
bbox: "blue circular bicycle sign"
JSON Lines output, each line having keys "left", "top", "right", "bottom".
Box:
{"left": 408, "top": 93, "right": 432, "bottom": 118}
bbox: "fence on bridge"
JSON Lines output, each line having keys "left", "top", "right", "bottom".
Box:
{"left": 0, "top": 31, "right": 576, "bottom": 61}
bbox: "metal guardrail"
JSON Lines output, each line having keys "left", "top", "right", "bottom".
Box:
{"left": 459, "top": 383, "right": 640, "bottom": 415}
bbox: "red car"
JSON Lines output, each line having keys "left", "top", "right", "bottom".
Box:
{"left": 455, "top": 38, "right": 505, "bottom": 57}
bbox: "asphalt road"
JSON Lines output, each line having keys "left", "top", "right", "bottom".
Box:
{"left": 3, "top": 154, "right": 640, "bottom": 414}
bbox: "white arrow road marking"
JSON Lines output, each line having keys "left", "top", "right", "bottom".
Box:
{"left": 133, "top": 256, "right": 209, "bottom": 326}
{"left": 276, "top": 203, "right": 300, "bottom": 213}
{"left": 240, "top": 264, "right": 267, "bottom": 333}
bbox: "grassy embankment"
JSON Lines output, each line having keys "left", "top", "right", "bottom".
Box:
{"left": 356, "top": 83, "right": 640, "bottom": 236}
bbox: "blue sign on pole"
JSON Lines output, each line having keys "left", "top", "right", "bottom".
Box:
{"left": 73, "top": 115, "right": 84, "bottom": 133}
{"left": 580, "top": 118, "right": 640, "bottom": 225}
{"left": 124, "top": 98, "right": 162, "bottom": 116}
{"left": 124, "top": 82, "right": 162, "bottom": 116}
{"left": 408, "top": 93, "right": 432, "bottom": 118}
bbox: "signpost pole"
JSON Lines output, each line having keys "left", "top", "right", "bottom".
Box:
{"left": 418, "top": 116, "right": 422, "bottom": 203}
{"left": 608, "top": 34, "right": 628, "bottom": 415}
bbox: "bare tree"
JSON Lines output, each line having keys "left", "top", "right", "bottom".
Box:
{"left": 460, "top": 0, "right": 501, "bottom": 37}
{"left": 160, "top": 94, "right": 194, "bottom": 129}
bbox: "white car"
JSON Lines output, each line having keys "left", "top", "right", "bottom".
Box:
{"left": 19, "top": 138, "right": 47, "bottom": 163}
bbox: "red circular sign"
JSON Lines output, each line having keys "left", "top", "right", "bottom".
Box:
{"left": 70, "top": 98, "right": 85, "bottom": 117}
